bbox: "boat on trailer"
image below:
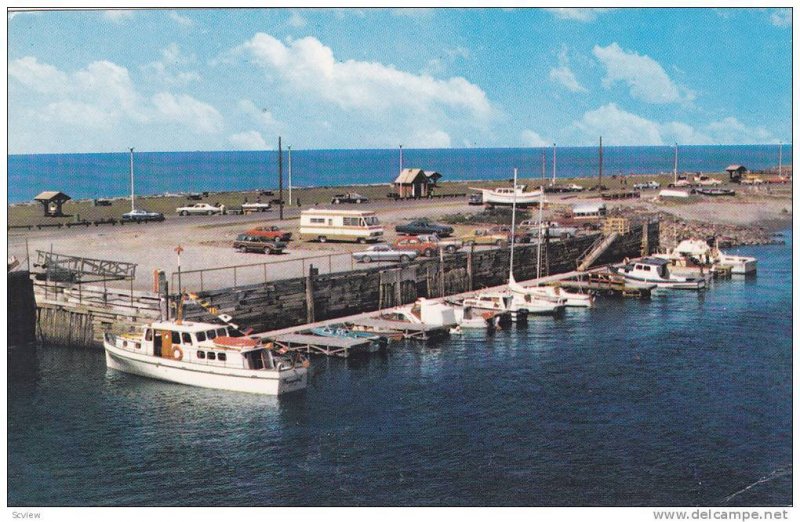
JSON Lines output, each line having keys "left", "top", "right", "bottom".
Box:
{"left": 103, "top": 320, "right": 309, "bottom": 395}
{"left": 469, "top": 185, "right": 544, "bottom": 207}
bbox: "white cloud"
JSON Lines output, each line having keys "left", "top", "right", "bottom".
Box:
{"left": 593, "top": 42, "right": 694, "bottom": 104}
{"left": 543, "top": 8, "right": 615, "bottom": 22}
{"left": 238, "top": 99, "right": 282, "bottom": 131}
{"left": 39, "top": 101, "right": 111, "bottom": 129}
{"left": 521, "top": 129, "right": 551, "bottom": 147}
{"left": 142, "top": 43, "right": 201, "bottom": 85}
{"left": 392, "top": 8, "right": 434, "bottom": 19}
{"left": 287, "top": 10, "right": 307, "bottom": 28}
{"left": 407, "top": 129, "right": 452, "bottom": 148}
{"left": 229, "top": 131, "right": 268, "bottom": 150}
{"left": 235, "top": 33, "right": 493, "bottom": 123}
{"left": 169, "top": 11, "right": 194, "bottom": 27}
{"left": 102, "top": 10, "right": 135, "bottom": 23}
{"left": 769, "top": 8, "right": 791, "bottom": 28}
{"left": 549, "top": 66, "right": 587, "bottom": 93}
{"left": 151, "top": 92, "right": 223, "bottom": 134}
{"left": 8, "top": 56, "right": 69, "bottom": 94}
{"left": 573, "top": 103, "right": 664, "bottom": 145}
{"left": 570, "top": 104, "right": 777, "bottom": 146}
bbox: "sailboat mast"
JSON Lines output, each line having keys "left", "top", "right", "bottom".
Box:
{"left": 129, "top": 147, "right": 135, "bottom": 212}
{"left": 778, "top": 142, "right": 782, "bottom": 177}
{"left": 288, "top": 145, "right": 292, "bottom": 206}
{"left": 536, "top": 190, "right": 544, "bottom": 279}
{"left": 509, "top": 168, "right": 518, "bottom": 281}
{"left": 598, "top": 136, "right": 603, "bottom": 189}
{"left": 673, "top": 142, "right": 678, "bottom": 184}
{"left": 552, "top": 143, "right": 557, "bottom": 185}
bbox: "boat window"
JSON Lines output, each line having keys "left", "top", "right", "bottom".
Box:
{"left": 196, "top": 331, "right": 207, "bottom": 342}
{"left": 217, "top": 328, "right": 228, "bottom": 337}
{"left": 182, "top": 332, "right": 193, "bottom": 345}
{"left": 171, "top": 331, "right": 181, "bottom": 344}
{"left": 145, "top": 329, "right": 153, "bottom": 341}
{"left": 207, "top": 352, "right": 217, "bottom": 360}
{"left": 206, "top": 329, "right": 216, "bottom": 340}
{"left": 642, "top": 265, "right": 651, "bottom": 271}
{"left": 218, "top": 353, "right": 227, "bottom": 362}
{"left": 197, "top": 351, "right": 205, "bottom": 359}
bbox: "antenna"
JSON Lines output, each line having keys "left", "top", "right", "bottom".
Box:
{"left": 129, "top": 147, "right": 135, "bottom": 212}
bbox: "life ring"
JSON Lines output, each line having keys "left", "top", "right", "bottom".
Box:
{"left": 173, "top": 347, "right": 183, "bottom": 361}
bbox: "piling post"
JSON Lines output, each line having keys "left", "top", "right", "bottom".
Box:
{"left": 305, "top": 264, "right": 316, "bottom": 324}
{"left": 467, "top": 244, "right": 474, "bottom": 291}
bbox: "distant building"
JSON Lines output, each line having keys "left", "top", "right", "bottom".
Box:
{"left": 423, "top": 170, "right": 442, "bottom": 187}
{"left": 572, "top": 202, "right": 607, "bottom": 219}
{"left": 394, "top": 168, "right": 431, "bottom": 198}
{"left": 34, "top": 191, "right": 71, "bottom": 217}
{"left": 725, "top": 165, "right": 748, "bottom": 183}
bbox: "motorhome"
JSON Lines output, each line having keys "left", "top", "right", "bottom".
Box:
{"left": 299, "top": 208, "right": 385, "bottom": 243}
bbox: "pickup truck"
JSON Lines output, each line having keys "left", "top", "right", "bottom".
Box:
{"left": 331, "top": 193, "right": 368, "bottom": 204}
{"left": 245, "top": 225, "right": 292, "bottom": 242}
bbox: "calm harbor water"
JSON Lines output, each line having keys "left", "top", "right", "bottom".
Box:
{"left": 8, "top": 235, "right": 792, "bottom": 506}
{"left": 8, "top": 144, "right": 791, "bottom": 203}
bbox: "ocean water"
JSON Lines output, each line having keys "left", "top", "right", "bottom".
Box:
{"left": 8, "top": 144, "right": 791, "bottom": 203}
{"left": 7, "top": 234, "right": 792, "bottom": 506}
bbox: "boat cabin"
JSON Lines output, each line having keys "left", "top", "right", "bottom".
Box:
{"left": 622, "top": 258, "right": 671, "bottom": 279}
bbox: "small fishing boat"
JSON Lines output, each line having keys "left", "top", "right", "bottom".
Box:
{"left": 695, "top": 188, "right": 735, "bottom": 197}
{"left": 657, "top": 238, "right": 757, "bottom": 275}
{"left": 612, "top": 258, "right": 706, "bottom": 290}
{"left": 103, "top": 320, "right": 309, "bottom": 395}
{"left": 381, "top": 298, "right": 458, "bottom": 328}
{"left": 523, "top": 284, "right": 594, "bottom": 307}
{"left": 445, "top": 298, "right": 510, "bottom": 329}
{"left": 309, "top": 325, "right": 385, "bottom": 350}
{"left": 469, "top": 185, "right": 544, "bottom": 207}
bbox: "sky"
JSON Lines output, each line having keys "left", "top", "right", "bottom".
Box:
{"left": 6, "top": 7, "right": 793, "bottom": 154}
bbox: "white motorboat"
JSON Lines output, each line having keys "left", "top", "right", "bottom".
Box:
{"left": 520, "top": 283, "right": 594, "bottom": 308}
{"left": 469, "top": 185, "right": 544, "bottom": 207}
{"left": 612, "top": 258, "right": 706, "bottom": 290}
{"left": 103, "top": 320, "right": 309, "bottom": 395}
{"left": 656, "top": 239, "right": 757, "bottom": 275}
{"left": 381, "top": 298, "right": 458, "bottom": 328}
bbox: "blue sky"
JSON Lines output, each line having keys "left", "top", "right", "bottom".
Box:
{"left": 7, "top": 7, "right": 793, "bottom": 153}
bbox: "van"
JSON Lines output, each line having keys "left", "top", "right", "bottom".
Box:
{"left": 299, "top": 208, "right": 384, "bottom": 243}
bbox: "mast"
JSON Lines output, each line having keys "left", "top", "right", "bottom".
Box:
{"left": 552, "top": 143, "right": 557, "bottom": 185}
{"left": 598, "top": 136, "right": 603, "bottom": 189}
{"left": 288, "top": 145, "right": 293, "bottom": 206}
{"left": 536, "top": 189, "right": 544, "bottom": 279}
{"left": 673, "top": 142, "right": 678, "bottom": 185}
{"left": 129, "top": 147, "right": 135, "bottom": 212}
{"left": 278, "top": 137, "right": 284, "bottom": 220}
{"left": 541, "top": 151, "right": 546, "bottom": 184}
{"left": 509, "top": 168, "right": 518, "bottom": 283}
{"left": 778, "top": 142, "right": 782, "bottom": 177}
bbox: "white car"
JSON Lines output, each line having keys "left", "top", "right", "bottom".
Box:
{"left": 633, "top": 181, "right": 660, "bottom": 190}
{"left": 694, "top": 175, "right": 723, "bottom": 186}
{"left": 176, "top": 203, "right": 223, "bottom": 216}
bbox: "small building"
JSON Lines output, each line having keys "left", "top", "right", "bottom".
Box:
{"left": 394, "top": 168, "right": 431, "bottom": 198}
{"left": 572, "top": 202, "right": 607, "bottom": 219}
{"left": 33, "top": 191, "right": 71, "bottom": 217}
{"left": 725, "top": 165, "right": 748, "bottom": 183}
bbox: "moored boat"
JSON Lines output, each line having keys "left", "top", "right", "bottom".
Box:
{"left": 103, "top": 320, "right": 308, "bottom": 395}
{"left": 469, "top": 185, "right": 544, "bottom": 207}
{"left": 611, "top": 258, "right": 706, "bottom": 290}
{"left": 308, "top": 325, "right": 385, "bottom": 350}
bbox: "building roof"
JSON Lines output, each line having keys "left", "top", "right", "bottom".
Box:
{"left": 394, "top": 168, "right": 427, "bottom": 184}
{"left": 423, "top": 170, "right": 442, "bottom": 180}
{"left": 33, "top": 191, "right": 71, "bottom": 202}
{"left": 302, "top": 208, "right": 378, "bottom": 216}
{"left": 725, "top": 165, "right": 747, "bottom": 171}
{"left": 573, "top": 202, "right": 606, "bottom": 213}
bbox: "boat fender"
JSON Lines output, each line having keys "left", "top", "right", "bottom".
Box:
{"left": 173, "top": 347, "right": 183, "bottom": 361}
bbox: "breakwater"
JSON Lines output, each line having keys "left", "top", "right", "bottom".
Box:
{"left": 31, "top": 221, "right": 659, "bottom": 348}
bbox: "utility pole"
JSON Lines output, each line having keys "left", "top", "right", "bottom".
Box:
{"left": 673, "top": 142, "right": 678, "bottom": 185}
{"left": 778, "top": 142, "right": 782, "bottom": 177}
{"left": 541, "top": 151, "right": 546, "bottom": 184}
{"left": 598, "top": 136, "right": 603, "bottom": 189}
{"left": 288, "top": 145, "right": 293, "bottom": 206}
{"left": 278, "top": 137, "right": 284, "bottom": 220}
{"left": 399, "top": 144, "right": 404, "bottom": 172}
{"left": 129, "top": 147, "right": 135, "bottom": 212}
{"left": 552, "top": 143, "right": 556, "bottom": 185}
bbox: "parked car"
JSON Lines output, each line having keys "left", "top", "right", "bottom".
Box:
{"left": 488, "top": 225, "right": 534, "bottom": 243}
{"left": 740, "top": 176, "right": 765, "bottom": 185}
{"left": 415, "top": 234, "right": 463, "bottom": 254}
{"left": 176, "top": 203, "right": 223, "bottom": 216}
{"left": 393, "top": 236, "right": 440, "bottom": 257}
{"left": 395, "top": 219, "right": 454, "bottom": 237}
{"left": 667, "top": 179, "right": 694, "bottom": 188}
{"left": 693, "top": 175, "right": 722, "bottom": 186}
{"left": 468, "top": 193, "right": 483, "bottom": 205}
{"left": 352, "top": 245, "right": 417, "bottom": 263}
{"left": 460, "top": 228, "right": 510, "bottom": 246}
{"left": 233, "top": 234, "right": 287, "bottom": 254}
{"left": 245, "top": 225, "right": 292, "bottom": 242}
{"left": 121, "top": 209, "right": 165, "bottom": 223}
{"left": 331, "top": 193, "right": 368, "bottom": 204}
{"left": 241, "top": 202, "right": 272, "bottom": 213}
{"left": 544, "top": 183, "right": 584, "bottom": 193}
{"left": 633, "top": 181, "right": 661, "bottom": 190}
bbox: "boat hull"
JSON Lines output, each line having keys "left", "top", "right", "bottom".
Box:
{"left": 104, "top": 342, "right": 307, "bottom": 395}
{"left": 614, "top": 272, "right": 705, "bottom": 290}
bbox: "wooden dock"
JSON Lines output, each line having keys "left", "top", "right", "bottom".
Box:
{"left": 268, "top": 333, "right": 376, "bottom": 358}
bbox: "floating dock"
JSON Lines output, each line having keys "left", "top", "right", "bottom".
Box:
{"left": 269, "top": 333, "right": 375, "bottom": 358}
{"left": 345, "top": 318, "right": 448, "bottom": 341}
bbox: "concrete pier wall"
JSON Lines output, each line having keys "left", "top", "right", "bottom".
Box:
{"left": 9, "top": 271, "right": 37, "bottom": 345}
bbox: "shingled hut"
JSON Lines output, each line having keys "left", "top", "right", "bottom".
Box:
{"left": 33, "top": 191, "right": 71, "bottom": 217}
{"left": 394, "top": 168, "right": 430, "bottom": 198}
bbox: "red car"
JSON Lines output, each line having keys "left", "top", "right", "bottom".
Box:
{"left": 245, "top": 225, "right": 292, "bottom": 242}
{"left": 393, "top": 235, "right": 440, "bottom": 257}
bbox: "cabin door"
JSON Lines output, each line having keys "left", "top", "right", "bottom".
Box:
{"left": 157, "top": 330, "right": 173, "bottom": 358}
